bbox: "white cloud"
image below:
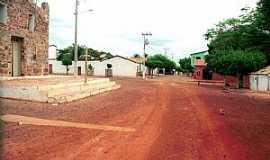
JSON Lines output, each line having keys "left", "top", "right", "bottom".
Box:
{"left": 45, "top": 0, "right": 258, "bottom": 58}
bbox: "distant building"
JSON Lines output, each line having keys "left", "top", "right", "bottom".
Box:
{"left": 190, "top": 50, "right": 250, "bottom": 88}
{"left": 48, "top": 45, "right": 57, "bottom": 60}
{"left": 0, "top": 0, "right": 49, "bottom": 76}
{"left": 190, "top": 50, "right": 209, "bottom": 80}
{"left": 190, "top": 50, "right": 208, "bottom": 67}
{"left": 250, "top": 66, "right": 270, "bottom": 92}
{"left": 48, "top": 55, "right": 143, "bottom": 77}
{"left": 48, "top": 45, "right": 57, "bottom": 74}
{"left": 193, "top": 59, "right": 207, "bottom": 80}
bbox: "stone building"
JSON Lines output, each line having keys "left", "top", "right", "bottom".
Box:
{"left": 0, "top": 0, "right": 49, "bottom": 76}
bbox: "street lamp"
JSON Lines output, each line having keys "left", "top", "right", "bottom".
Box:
{"left": 74, "top": 0, "right": 93, "bottom": 76}
{"left": 142, "top": 32, "right": 152, "bottom": 79}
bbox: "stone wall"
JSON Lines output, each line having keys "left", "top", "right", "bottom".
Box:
{"left": 0, "top": 0, "right": 49, "bottom": 76}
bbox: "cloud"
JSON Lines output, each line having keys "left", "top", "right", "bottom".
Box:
{"left": 45, "top": 0, "right": 259, "bottom": 58}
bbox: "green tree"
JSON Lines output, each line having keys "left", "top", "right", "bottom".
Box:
{"left": 257, "top": 0, "right": 270, "bottom": 32}
{"left": 146, "top": 54, "right": 176, "bottom": 74}
{"left": 57, "top": 45, "right": 113, "bottom": 61}
{"left": 207, "top": 50, "right": 267, "bottom": 88}
{"left": 146, "top": 59, "right": 163, "bottom": 77}
{"left": 62, "top": 54, "right": 72, "bottom": 75}
{"left": 179, "top": 58, "right": 193, "bottom": 73}
{"left": 205, "top": 8, "right": 270, "bottom": 63}
{"left": 175, "top": 66, "right": 182, "bottom": 72}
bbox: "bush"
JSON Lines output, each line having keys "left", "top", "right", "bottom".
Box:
{"left": 107, "top": 64, "right": 112, "bottom": 69}
{"left": 88, "top": 64, "right": 93, "bottom": 70}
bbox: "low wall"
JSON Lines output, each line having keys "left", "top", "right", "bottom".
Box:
{"left": 212, "top": 73, "right": 250, "bottom": 88}
{"left": 0, "top": 85, "right": 48, "bottom": 102}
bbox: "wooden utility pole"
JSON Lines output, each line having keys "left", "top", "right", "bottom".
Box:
{"left": 142, "top": 32, "right": 152, "bottom": 79}
{"left": 84, "top": 47, "right": 88, "bottom": 84}
{"left": 74, "top": 0, "right": 79, "bottom": 76}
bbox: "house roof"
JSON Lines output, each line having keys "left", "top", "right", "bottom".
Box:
{"left": 102, "top": 55, "right": 142, "bottom": 64}
{"left": 252, "top": 66, "right": 270, "bottom": 75}
{"left": 49, "top": 44, "right": 57, "bottom": 48}
{"left": 190, "top": 50, "right": 208, "bottom": 56}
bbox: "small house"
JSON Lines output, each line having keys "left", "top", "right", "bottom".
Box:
{"left": 92, "top": 55, "right": 143, "bottom": 77}
{"left": 48, "top": 55, "right": 143, "bottom": 77}
{"left": 250, "top": 66, "right": 270, "bottom": 92}
{"left": 193, "top": 59, "right": 207, "bottom": 80}
{"left": 190, "top": 50, "right": 208, "bottom": 67}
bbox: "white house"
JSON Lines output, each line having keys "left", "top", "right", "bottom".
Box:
{"left": 48, "top": 55, "right": 143, "bottom": 77}
{"left": 250, "top": 66, "right": 270, "bottom": 92}
{"left": 48, "top": 45, "right": 57, "bottom": 60}
{"left": 48, "top": 45, "right": 57, "bottom": 74}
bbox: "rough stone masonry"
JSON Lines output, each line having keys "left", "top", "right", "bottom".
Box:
{"left": 0, "top": 0, "right": 49, "bottom": 76}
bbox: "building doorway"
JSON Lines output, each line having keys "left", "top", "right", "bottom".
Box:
{"left": 11, "top": 37, "right": 23, "bottom": 76}
{"left": 78, "top": 66, "right": 81, "bottom": 75}
{"left": 49, "top": 64, "right": 53, "bottom": 74}
{"left": 203, "top": 68, "right": 213, "bottom": 80}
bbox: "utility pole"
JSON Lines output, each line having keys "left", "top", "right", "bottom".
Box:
{"left": 142, "top": 32, "right": 152, "bottom": 79}
{"left": 84, "top": 47, "right": 88, "bottom": 84}
{"left": 74, "top": 0, "right": 79, "bottom": 76}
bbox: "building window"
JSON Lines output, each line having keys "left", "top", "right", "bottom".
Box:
{"left": 196, "top": 57, "right": 201, "bottom": 60}
{"left": 0, "top": 3, "right": 8, "bottom": 24}
{"left": 28, "top": 14, "right": 35, "bottom": 32}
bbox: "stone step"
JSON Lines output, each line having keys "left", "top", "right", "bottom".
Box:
{"left": 47, "top": 81, "right": 116, "bottom": 97}
{"left": 38, "top": 78, "right": 110, "bottom": 91}
{"left": 0, "top": 77, "right": 120, "bottom": 103}
{"left": 48, "top": 84, "right": 121, "bottom": 103}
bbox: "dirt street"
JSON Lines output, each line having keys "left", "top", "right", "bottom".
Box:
{"left": 0, "top": 77, "right": 270, "bottom": 160}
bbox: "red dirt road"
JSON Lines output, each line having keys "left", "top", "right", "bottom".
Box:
{"left": 0, "top": 77, "right": 270, "bottom": 160}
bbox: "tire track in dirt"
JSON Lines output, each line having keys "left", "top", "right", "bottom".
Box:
{"left": 183, "top": 85, "right": 249, "bottom": 160}
{"left": 69, "top": 81, "right": 169, "bottom": 160}
{"left": 146, "top": 83, "right": 201, "bottom": 160}
{"left": 185, "top": 87, "right": 228, "bottom": 160}
{"left": 43, "top": 81, "right": 169, "bottom": 160}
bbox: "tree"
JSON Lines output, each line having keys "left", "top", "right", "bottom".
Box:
{"left": 257, "top": 0, "right": 270, "bottom": 32}
{"left": 146, "top": 54, "right": 176, "bottom": 75}
{"left": 204, "top": 2, "right": 270, "bottom": 88}
{"left": 175, "top": 66, "right": 182, "bottom": 72}
{"left": 57, "top": 45, "right": 113, "bottom": 61}
{"left": 206, "top": 50, "right": 267, "bottom": 88}
{"left": 88, "top": 64, "right": 93, "bottom": 70}
{"left": 145, "top": 59, "right": 163, "bottom": 77}
{"left": 179, "top": 58, "right": 193, "bottom": 73}
{"left": 62, "top": 54, "right": 72, "bottom": 75}
{"left": 133, "top": 54, "right": 141, "bottom": 58}
{"left": 107, "top": 64, "right": 112, "bottom": 69}
{"left": 205, "top": 8, "right": 270, "bottom": 64}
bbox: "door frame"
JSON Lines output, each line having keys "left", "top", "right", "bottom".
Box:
{"left": 11, "top": 36, "right": 23, "bottom": 77}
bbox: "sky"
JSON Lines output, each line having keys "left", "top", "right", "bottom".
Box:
{"left": 41, "top": 0, "right": 258, "bottom": 60}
